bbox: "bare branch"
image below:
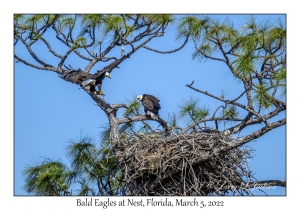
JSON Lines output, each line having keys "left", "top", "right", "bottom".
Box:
{"left": 118, "top": 115, "right": 168, "bottom": 132}
{"left": 225, "top": 104, "right": 286, "bottom": 135}
{"left": 242, "top": 180, "right": 286, "bottom": 189}
{"left": 14, "top": 54, "right": 59, "bottom": 73}
{"left": 181, "top": 117, "right": 243, "bottom": 134}
{"left": 186, "top": 83, "right": 269, "bottom": 125}
{"left": 14, "top": 33, "right": 53, "bottom": 68}
{"left": 217, "top": 118, "right": 286, "bottom": 153}
{"left": 52, "top": 24, "right": 93, "bottom": 62}
{"left": 87, "top": 91, "right": 114, "bottom": 114}
{"left": 83, "top": 57, "right": 102, "bottom": 73}
{"left": 142, "top": 35, "right": 189, "bottom": 54}
{"left": 39, "top": 36, "right": 63, "bottom": 59}
{"left": 58, "top": 48, "right": 75, "bottom": 69}
{"left": 111, "top": 104, "right": 128, "bottom": 110}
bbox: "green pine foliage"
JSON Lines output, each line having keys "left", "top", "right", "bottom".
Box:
{"left": 123, "top": 99, "right": 141, "bottom": 117}
{"left": 23, "top": 159, "right": 75, "bottom": 196}
{"left": 178, "top": 96, "right": 209, "bottom": 124}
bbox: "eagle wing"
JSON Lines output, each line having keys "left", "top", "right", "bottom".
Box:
{"left": 61, "top": 69, "right": 107, "bottom": 92}
{"left": 142, "top": 98, "right": 154, "bottom": 113}
{"left": 61, "top": 70, "right": 92, "bottom": 84}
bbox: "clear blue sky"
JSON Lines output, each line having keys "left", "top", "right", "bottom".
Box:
{"left": 14, "top": 14, "right": 286, "bottom": 196}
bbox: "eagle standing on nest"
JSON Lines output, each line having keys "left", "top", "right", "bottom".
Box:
{"left": 137, "top": 94, "right": 161, "bottom": 120}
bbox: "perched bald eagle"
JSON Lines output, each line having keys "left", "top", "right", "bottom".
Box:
{"left": 137, "top": 94, "right": 161, "bottom": 120}
{"left": 92, "top": 71, "right": 112, "bottom": 92}
{"left": 82, "top": 72, "right": 111, "bottom": 95}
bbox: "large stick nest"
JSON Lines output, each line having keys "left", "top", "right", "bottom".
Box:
{"left": 116, "top": 130, "right": 255, "bottom": 196}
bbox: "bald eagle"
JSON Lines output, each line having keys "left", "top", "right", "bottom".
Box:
{"left": 82, "top": 72, "right": 111, "bottom": 95}
{"left": 137, "top": 94, "right": 161, "bottom": 120}
{"left": 92, "top": 71, "right": 112, "bottom": 92}
{"left": 62, "top": 69, "right": 111, "bottom": 88}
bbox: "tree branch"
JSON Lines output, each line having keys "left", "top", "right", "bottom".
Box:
{"left": 142, "top": 35, "right": 189, "bottom": 54}
{"left": 111, "top": 104, "right": 128, "bottom": 110}
{"left": 181, "top": 117, "right": 243, "bottom": 134}
{"left": 39, "top": 36, "right": 63, "bottom": 59}
{"left": 241, "top": 180, "right": 286, "bottom": 189}
{"left": 14, "top": 54, "right": 59, "bottom": 72}
{"left": 225, "top": 104, "right": 286, "bottom": 135}
{"left": 216, "top": 118, "right": 286, "bottom": 153}
{"left": 186, "top": 82, "right": 270, "bottom": 125}
{"left": 118, "top": 115, "right": 168, "bottom": 132}
{"left": 15, "top": 33, "right": 54, "bottom": 68}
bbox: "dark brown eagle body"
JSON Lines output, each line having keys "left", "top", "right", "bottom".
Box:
{"left": 138, "top": 94, "right": 161, "bottom": 120}
{"left": 91, "top": 70, "right": 109, "bottom": 91}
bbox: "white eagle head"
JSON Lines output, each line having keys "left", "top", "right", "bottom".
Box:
{"left": 137, "top": 95, "right": 144, "bottom": 101}
{"left": 105, "top": 72, "right": 112, "bottom": 79}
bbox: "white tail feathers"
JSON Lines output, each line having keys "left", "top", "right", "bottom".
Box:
{"left": 147, "top": 111, "right": 159, "bottom": 120}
